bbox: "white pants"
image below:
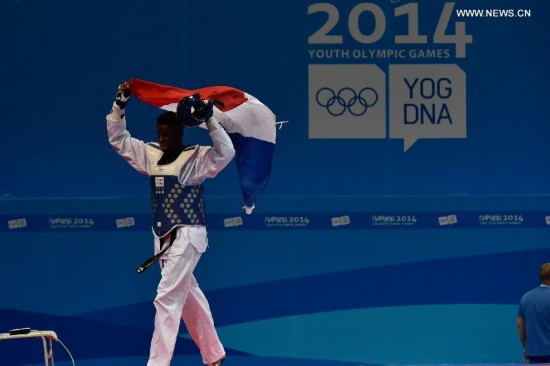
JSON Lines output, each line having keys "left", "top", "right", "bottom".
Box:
{"left": 147, "top": 230, "right": 225, "bottom": 365}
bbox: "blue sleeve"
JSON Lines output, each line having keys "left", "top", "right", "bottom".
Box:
{"left": 518, "top": 303, "right": 524, "bottom": 318}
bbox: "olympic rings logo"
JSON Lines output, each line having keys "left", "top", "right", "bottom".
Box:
{"left": 316, "top": 87, "right": 378, "bottom": 116}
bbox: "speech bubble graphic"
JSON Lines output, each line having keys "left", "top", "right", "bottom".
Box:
{"left": 389, "top": 64, "right": 466, "bottom": 151}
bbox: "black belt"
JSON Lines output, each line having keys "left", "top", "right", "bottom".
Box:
{"left": 136, "top": 230, "right": 177, "bottom": 274}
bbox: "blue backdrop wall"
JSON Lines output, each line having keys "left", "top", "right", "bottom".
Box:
{"left": 0, "top": 0, "right": 549, "bottom": 365}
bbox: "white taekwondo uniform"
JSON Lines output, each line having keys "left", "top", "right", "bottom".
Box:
{"left": 107, "top": 103, "right": 234, "bottom": 365}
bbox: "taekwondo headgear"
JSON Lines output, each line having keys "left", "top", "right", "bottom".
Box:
{"left": 176, "top": 93, "right": 215, "bottom": 127}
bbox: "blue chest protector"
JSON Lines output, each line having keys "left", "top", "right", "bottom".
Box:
{"left": 146, "top": 144, "right": 207, "bottom": 238}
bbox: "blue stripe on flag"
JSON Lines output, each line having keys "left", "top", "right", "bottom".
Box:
{"left": 228, "top": 132, "right": 275, "bottom": 208}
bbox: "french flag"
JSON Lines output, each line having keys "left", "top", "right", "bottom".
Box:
{"left": 128, "top": 78, "right": 276, "bottom": 214}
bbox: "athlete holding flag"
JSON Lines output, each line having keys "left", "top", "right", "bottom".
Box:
{"left": 107, "top": 82, "right": 230, "bottom": 366}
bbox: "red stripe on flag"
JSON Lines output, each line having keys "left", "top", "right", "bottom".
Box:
{"left": 129, "top": 78, "right": 248, "bottom": 112}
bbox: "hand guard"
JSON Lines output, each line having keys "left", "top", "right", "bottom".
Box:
{"left": 176, "top": 93, "right": 216, "bottom": 127}
{"left": 115, "top": 82, "right": 131, "bottom": 109}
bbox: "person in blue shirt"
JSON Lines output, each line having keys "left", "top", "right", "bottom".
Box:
{"left": 517, "top": 263, "right": 550, "bottom": 363}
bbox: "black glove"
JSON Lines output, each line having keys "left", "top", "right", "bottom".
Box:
{"left": 115, "top": 82, "right": 131, "bottom": 109}
{"left": 192, "top": 99, "right": 214, "bottom": 121}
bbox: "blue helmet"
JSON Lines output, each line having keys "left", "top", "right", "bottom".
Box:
{"left": 176, "top": 93, "right": 214, "bottom": 127}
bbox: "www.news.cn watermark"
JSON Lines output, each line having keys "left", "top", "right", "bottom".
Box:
{"left": 456, "top": 8, "right": 532, "bottom": 18}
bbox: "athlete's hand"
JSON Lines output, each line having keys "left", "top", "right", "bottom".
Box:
{"left": 115, "top": 82, "right": 131, "bottom": 109}
{"left": 192, "top": 99, "right": 214, "bottom": 121}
